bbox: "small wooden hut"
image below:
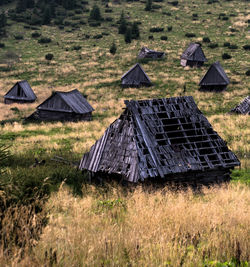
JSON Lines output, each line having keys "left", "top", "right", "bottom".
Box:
{"left": 230, "top": 96, "right": 250, "bottom": 115}
{"left": 4, "top": 80, "right": 37, "bottom": 104}
{"left": 121, "top": 63, "right": 152, "bottom": 88}
{"left": 27, "top": 89, "right": 94, "bottom": 121}
{"left": 138, "top": 47, "right": 165, "bottom": 59}
{"left": 181, "top": 43, "right": 207, "bottom": 67}
{"left": 199, "top": 61, "right": 230, "bottom": 92}
{"left": 79, "top": 96, "right": 240, "bottom": 185}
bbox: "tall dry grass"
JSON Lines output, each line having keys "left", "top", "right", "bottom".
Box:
{"left": 5, "top": 183, "right": 249, "bottom": 266}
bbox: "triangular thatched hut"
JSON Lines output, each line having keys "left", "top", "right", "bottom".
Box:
{"left": 181, "top": 43, "right": 207, "bottom": 67}
{"left": 199, "top": 61, "right": 230, "bottom": 92}
{"left": 138, "top": 47, "right": 165, "bottom": 59}
{"left": 121, "top": 63, "right": 152, "bottom": 88}
{"left": 4, "top": 80, "right": 37, "bottom": 104}
{"left": 27, "top": 89, "right": 94, "bottom": 121}
{"left": 79, "top": 96, "right": 240, "bottom": 184}
{"left": 230, "top": 96, "right": 250, "bottom": 115}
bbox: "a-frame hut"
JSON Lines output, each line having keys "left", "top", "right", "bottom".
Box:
{"left": 138, "top": 47, "right": 165, "bottom": 59}
{"left": 28, "top": 89, "right": 94, "bottom": 121}
{"left": 181, "top": 43, "right": 207, "bottom": 67}
{"left": 4, "top": 80, "right": 37, "bottom": 104}
{"left": 79, "top": 96, "right": 240, "bottom": 185}
{"left": 121, "top": 63, "right": 152, "bottom": 88}
{"left": 199, "top": 61, "right": 230, "bottom": 92}
{"left": 230, "top": 96, "right": 250, "bottom": 115}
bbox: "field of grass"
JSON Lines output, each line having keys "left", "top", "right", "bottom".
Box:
{"left": 0, "top": 0, "right": 249, "bottom": 265}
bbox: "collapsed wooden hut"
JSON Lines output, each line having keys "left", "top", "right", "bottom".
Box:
{"left": 79, "top": 96, "right": 240, "bottom": 185}
{"left": 199, "top": 61, "right": 230, "bottom": 92}
{"left": 138, "top": 47, "right": 165, "bottom": 59}
{"left": 27, "top": 89, "right": 94, "bottom": 121}
{"left": 121, "top": 63, "right": 152, "bottom": 88}
{"left": 181, "top": 43, "right": 207, "bottom": 67}
{"left": 4, "top": 80, "right": 37, "bottom": 104}
{"left": 230, "top": 96, "right": 250, "bottom": 115}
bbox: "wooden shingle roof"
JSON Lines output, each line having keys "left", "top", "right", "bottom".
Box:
{"left": 199, "top": 61, "right": 230, "bottom": 86}
{"left": 230, "top": 96, "right": 250, "bottom": 115}
{"left": 37, "top": 89, "right": 94, "bottom": 114}
{"left": 181, "top": 43, "right": 207, "bottom": 62}
{"left": 4, "top": 80, "right": 37, "bottom": 101}
{"left": 121, "top": 63, "right": 152, "bottom": 87}
{"left": 79, "top": 96, "right": 240, "bottom": 183}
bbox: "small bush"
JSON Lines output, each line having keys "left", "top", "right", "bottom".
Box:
{"left": 93, "top": 34, "right": 103, "bottom": 39}
{"left": 148, "top": 35, "right": 154, "bottom": 40}
{"left": 152, "top": 4, "right": 162, "bottom": 9}
{"left": 207, "top": 0, "right": 218, "bottom": 3}
{"left": 150, "top": 27, "right": 164, "bottom": 32}
{"left": 45, "top": 53, "right": 54, "bottom": 61}
{"left": 31, "top": 32, "right": 41, "bottom": 38}
{"left": 163, "top": 12, "right": 171, "bottom": 16}
{"left": 38, "top": 37, "right": 52, "bottom": 44}
{"left": 79, "top": 19, "right": 86, "bottom": 25}
{"left": 192, "top": 13, "right": 198, "bottom": 17}
{"left": 72, "top": 46, "right": 81, "bottom": 50}
{"left": 84, "top": 34, "right": 90, "bottom": 39}
{"left": 228, "top": 44, "right": 238, "bottom": 49}
{"left": 185, "top": 33, "right": 196, "bottom": 38}
{"left": 245, "top": 70, "right": 250, "bottom": 76}
{"left": 243, "top": 45, "right": 250, "bottom": 50}
{"left": 160, "top": 35, "right": 168, "bottom": 40}
{"left": 167, "top": 26, "right": 172, "bottom": 31}
{"left": 89, "top": 22, "right": 101, "bottom": 27}
{"left": 222, "top": 16, "right": 229, "bottom": 21}
{"left": 75, "top": 9, "right": 83, "bottom": 14}
{"left": 0, "top": 43, "right": 5, "bottom": 48}
{"left": 105, "top": 9, "right": 113, "bottom": 13}
{"left": 110, "top": 42, "right": 117, "bottom": 55}
{"left": 208, "top": 43, "right": 218, "bottom": 48}
{"left": 203, "top": 37, "right": 210, "bottom": 43}
{"left": 223, "top": 42, "right": 230, "bottom": 47}
{"left": 222, "top": 53, "right": 231, "bottom": 59}
{"left": 168, "top": 1, "right": 178, "bottom": 6}
{"left": 105, "top": 17, "right": 113, "bottom": 22}
{"left": 230, "top": 28, "right": 238, "bottom": 32}
{"left": 14, "top": 34, "right": 23, "bottom": 40}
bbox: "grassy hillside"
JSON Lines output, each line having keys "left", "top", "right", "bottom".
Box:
{"left": 0, "top": 0, "right": 249, "bottom": 265}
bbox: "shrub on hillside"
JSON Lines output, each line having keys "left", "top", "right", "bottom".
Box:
{"left": 223, "top": 42, "right": 230, "bottom": 47}
{"left": 150, "top": 27, "right": 164, "bottom": 32}
{"left": 203, "top": 37, "right": 210, "bottom": 43}
{"left": 222, "top": 53, "right": 231, "bottom": 59}
{"left": 14, "top": 34, "right": 23, "bottom": 40}
{"left": 168, "top": 1, "right": 178, "bottom": 6}
{"left": 245, "top": 70, "right": 250, "bottom": 76}
{"left": 45, "top": 53, "right": 54, "bottom": 61}
{"left": 93, "top": 34, "right": 103, "bottom": 39}
{"left": 110, "top": 42, "right": 117, "bottom": 55}
{"left": 160, "top": 35, "right": 168, "bottom": 40}
{"left": 72, "top": 45, "right": 81, "bottom": 50}
{"left": 243, "top": 45, "right": 250, "bottom": 50}
{"left": 38, "top": 37, "right": 51, "bottom": 44}
{"left": 228, "top": 44, "right": 238, "bottom": 49}
{"left": 89, "top": 21, "right": 101, "bottom": 27}
{"left": 167, "top": 26, "right": 172, "bottom": 31}
{"left": 0, "top": 42, "right": 5, "bottom": 48}
{"left": 89, "top": 5, "right": 102, "bottom": 21}
{"left": 31, "top": 32, "right": 41, "bottom": 38}
{"left": 148, "top": 35, "right": 154, "bottom": 40}
{"left": 185, "top": 33, "right": 196, "bottom": 38}
{"left": 208, "top": 43, "right": 218, "bottom": 48}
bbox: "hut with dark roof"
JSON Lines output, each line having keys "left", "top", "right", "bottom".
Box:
{"left": 79, "top": 96, "right": 240, "bottom": 185}
{"left": 199, "top": 61, "right": 230, "bottom": 92}
{"left": 121, "top": 63, "right": 152, "bottom": 88}
{"left": 181, "top": 43, "right": 207, "bottom": 67}
{"left": 4, "top": 80, "right": 37, "bottom": 104}
{"left": 27, "top": 89, "right": 94, "bottom": 121}
{"left": 230, "top": 96, "right": 250, "bottom": 115}
{"left": 138, "top": 47, "right": 165, "bottom": 59}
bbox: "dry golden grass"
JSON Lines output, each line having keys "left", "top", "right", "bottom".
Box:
{"left": 3, "top": 183, "right": 248, "bottom": 266}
